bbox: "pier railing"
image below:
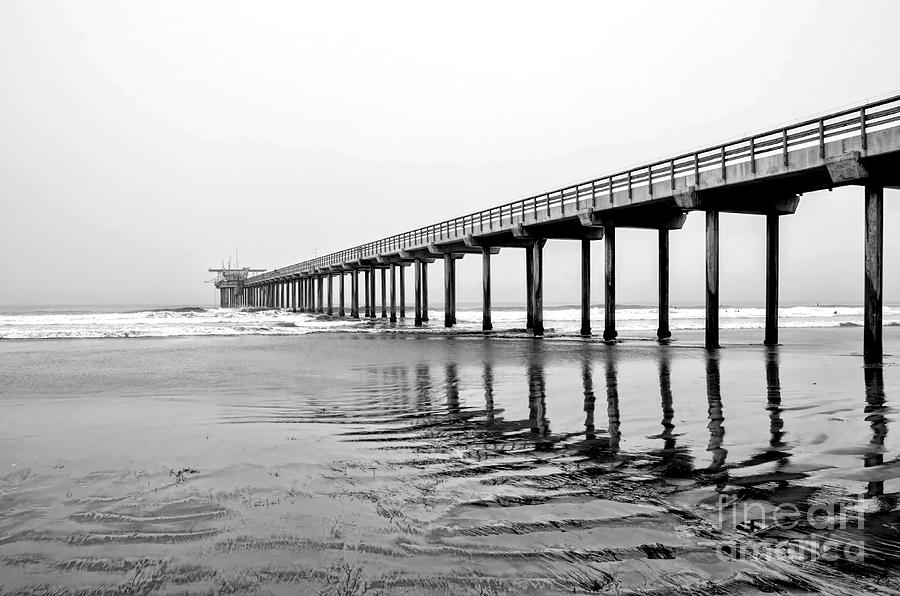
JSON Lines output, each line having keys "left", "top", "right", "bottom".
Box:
{"left": 250, "top": 94, "right": 900, "bottom": 283}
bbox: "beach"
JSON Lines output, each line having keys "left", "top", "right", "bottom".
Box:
{"left": 1, "top": 310, "right": 899, "bottom": 594}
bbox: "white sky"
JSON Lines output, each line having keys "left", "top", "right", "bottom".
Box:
{"left": 2, "top": 0, "right": 900, "bottom": 307}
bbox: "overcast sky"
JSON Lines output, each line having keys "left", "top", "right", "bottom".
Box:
{"left": 2, "top": 0, "right": 900, "bottom": 307}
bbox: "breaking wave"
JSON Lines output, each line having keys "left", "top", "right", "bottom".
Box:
{"left": 1, "top": 305, "right": 898, "bottom": 340}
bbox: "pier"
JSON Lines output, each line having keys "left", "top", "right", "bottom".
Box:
{"left": 237, "top": 95, "right": 900, "bottom": 360}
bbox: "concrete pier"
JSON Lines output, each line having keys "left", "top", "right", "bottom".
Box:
{"left": 339, "top": 273, "right": 345, "bottom": 316}
{"left": 580, "top": 239, "right": 590, "bottom": 337}
{"left": 658, "top": 230, "right": 670, "bottom": 340}
{"left": 482, "top": 247, "right": 492, "bottom": 331}
{"left": 604, "top": 226, "right": 616, "bottom": 342}
{"left": 240, "top": 94, "right": 900, "bottom": 359}
{"left": 369, "top": 266, "right": 377, "bottom": 319}
{"left": 864, "top": 184, "right": 884, "bottom": 361}
{"left": 706, "top": 211, "right": 719, "bottom": 349}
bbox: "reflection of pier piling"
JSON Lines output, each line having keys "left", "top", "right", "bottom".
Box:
{"left": 236, "top": 96, "right": 900, "bottom": 359}
{"left": 705, "top": 352, "right": 727, "bottom": 472}
{"left": 864, "top": 364, "right": 888, "bottom": 497}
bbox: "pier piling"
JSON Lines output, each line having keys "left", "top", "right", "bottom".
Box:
{"left": 399, "top": 265, "right": 406, "bottom": 318}
{"left": 444, "top": 254, "right": 454, "bottom": 327}
{"left": 864, "top": 184, "right": 884, "bottom": 361}
{"left": 658, "top": 230, "right": 671, "bottom": 340}
{"left": 390, "top": 264, "right": 397, "bottom": 322}
{"left": 327, "top": 274, "right": 333, "bottom": 316}
{"left": 482, "top": 247, "right": 492, "bottom": 331}
{"left": 604, "top": 226, "right": 617, "bottom": 342}
{"left": 369, "top": 266, "right": 377, "bottom": 319}
{"left": 364, "top": 270, "right": 371, "bottom": 317}
{"left": 381, "top": 268, "right": 387, "bottom": 318}
{"left": 765, "top": 214, "right": 779, "bottom": 346}
{"left": 581, "top": 238, "right": 591, "bottom": 337}
{"left": 414, "top": 260, "right": 422, "bottom": 325}
{"left": 531, "top": 240, "right": 545, "bottom": 336}
{"left": 526, "top": 245, "right": 534, "bottom": 330}
{"left": 350, "top": 271, "right": 359, "bottom": 317}
{"left": 422, "top": 261, "right": 429, "bottom": 322}
{"left": 706, "top": 211, "right": 720, "bottom": 349}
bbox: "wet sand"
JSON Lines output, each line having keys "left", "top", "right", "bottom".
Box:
{"left": 1, "top": 328, "right": 899, "bottom": 594}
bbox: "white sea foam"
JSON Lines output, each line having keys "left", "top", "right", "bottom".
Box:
{"left": 0, "top": 305, "right": 898, "bottom": 340}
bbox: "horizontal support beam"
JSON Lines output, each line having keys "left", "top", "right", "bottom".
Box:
{"left": 579, "top": 209, "right": 687, "bottom": 230}
{"left": 513, "top": 221, "right": 604, "bottom": 240}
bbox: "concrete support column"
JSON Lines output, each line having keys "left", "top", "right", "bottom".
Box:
{"left": 350, "top": 271, "right": 359, "bottom": 318}
{"left": 399, "top": 265, "right": 406, "bottom": 318}
{"left": 414, "top": 260, "right": 423, "bottom": 326}
{"left": 339, "top": 273, "right": 345, "bottom": 316}
{"left": 317, "top": 276, "right": 325, "bottom": 314}
{"left": 706, "top": 211, "right": 720, "bottom": 349}
{"left": 389, "top": 265, "right": 397, "bottom": 322}
{"left": 421, "top": 262, "right": 429, "bottom": 321}
{"left": 450, "top": 257, "right": 457, "bottom": 325}
{"left": 764, "top": 214, "right": 779, "bottom": 346}
{"left": 658, "top": 229, "right": 671, "bottom": 340}
{"left": 864, "top": 184, "right": 884, "bottom": 361}
{"left": 363, "top": 270, "right": 370, "bottom": 317}
{"left": 526, "top": 245, "right": 534, "bottom": 329}
{"left": 580, "top": 238, "right": 591, "bottom": 337}
{"left": 327, "top": 274, "right": 333, "bottom": 315}
{"left": 380, "top": 268, "right": 387, "bottom": 318}
{"left": 532, "top": 240, "right": 545, "bottom": 336}
{"left": 444, "top": 254, "right": 454, "bottom": 327}
{"left": 369, "top": 266, "right": 377, "bottom": 319}
{"left": 482, "top": 247, "right": 492, "bottom": 331}
{"left": 604, "top": 226, "right": 617, "bottom": 342}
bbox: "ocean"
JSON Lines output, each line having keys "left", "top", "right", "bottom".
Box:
{"left": 1, "top": 303, "right": 899, "bottom": 340}
{"left": 1, "top": 305, "right": 899, "bottom": 594}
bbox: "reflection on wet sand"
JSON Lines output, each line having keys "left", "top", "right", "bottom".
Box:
{"left": 705, "top": 352, "right": 727, "bottom": 473}
{"left": 765, "top": 347, "right": 786, "bottom": 453}
{"left": 526, "top": 356, "right": 550, "bottom": 450}
{"left": 4, "top": 335, "right": 900, "bottom": 595}
{"left": 605, "top": 349, "right": 621, "bottom": 454}
{"left": 864, "top": 364, "right": 887, "bottom": 498}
